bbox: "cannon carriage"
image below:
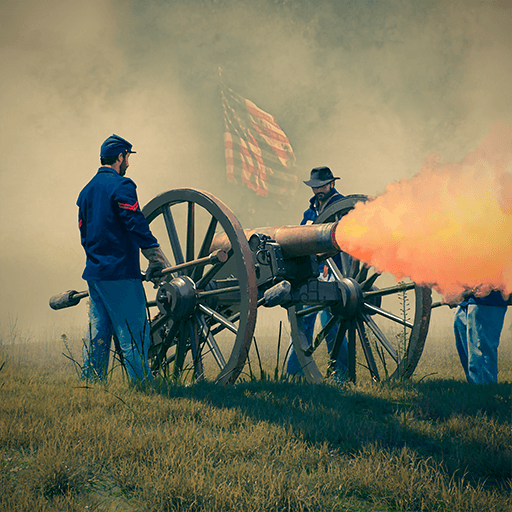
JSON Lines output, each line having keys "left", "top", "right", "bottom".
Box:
{"left": 50, "top": 188, "right": 432, "bottom": 385}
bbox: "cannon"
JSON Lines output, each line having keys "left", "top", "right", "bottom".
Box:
{"left": 50, "top": 188, "right": 432, "bottom": 385}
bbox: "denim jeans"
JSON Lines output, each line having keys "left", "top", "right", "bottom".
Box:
{"left": 454, "top": 304, "right": 506, "bottom": 384}
{"left": 286, "top": 309, "right": 348, "bottom": 377}
{"left": 82, "top": 279, "right": 153, "bottom": 383}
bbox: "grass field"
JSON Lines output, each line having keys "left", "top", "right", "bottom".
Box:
{"left": 1, "top": 320, "right": 511, "bottom": 512}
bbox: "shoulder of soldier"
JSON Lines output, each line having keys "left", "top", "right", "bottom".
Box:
{"left": 113, "top": 176, "right": 140, "bottom": 207}
{"left": 77, "top": 176, "right": 96, "bottom": 205}
{"left": 118, "top": 175, "right": 137, "bottom": 188}
{"left": 301, "top": 196, "right": 317, "bottom": 224}
{"left": 329, "top": 190, "right": 345, "bottom": 203}
{"left": 109, "top": 173, "right": 137, "bottom": 195}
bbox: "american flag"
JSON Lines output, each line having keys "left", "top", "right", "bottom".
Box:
{"left": 221, "top": 82, "right": 298, "bottom": 200}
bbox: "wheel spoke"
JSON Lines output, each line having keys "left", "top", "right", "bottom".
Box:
{"left": 356, "top": 317, "right": 380, "bottom": 382}
{"left": 363, "top": 303, "right": 413, "bottom": 328}
{"left": 192, "top": 215, "right": 218, "bottom": 282}
{"left": 363, "top": 282, "right": 416, "bottom": 299}
{"left": 198, "top": 303, "right": 238, "bottom": 335}
{"left": 355, "top": 263, "right": 369, "bottom": 283}
{"left": 347, "top": 321, "right": 356, "bottom": 382}
{"left": 197, "top": 285, "right": 240, "bottom": 299}
{"left": 327, "top": 318, "right": 348, "bottom": 375}
{"left": 189, "top": 318, "right": 204, "bottom": 381}
{"left": 361, "top": 312, "right": 399, "bottom": 362}
{"left": 173, "top": 321, "right": 188, "bottom": 379}
{"left": 186, "top": 202, "right": 195, "bottom": 263}
{"left": 360, "top": 271, "right": 381, "bottom": 291}
{"left": 162, "top": 205, "right": 185, "bottom": 265}
{"left": 196, "top": 313, "right": 227, "bottom": 369}
{"left": 211, "top": 297, "right": 266, "bottom": 336}
{"left": 326, "top": 257, "right": 343, "bottom": 282}
{"left": 340, "top": 252, "right": 352, "bottom": 277}
{"left": 305, "top": 314, "right": 339, "bottom": 356}
{"left": 349, "top": 258, "right": 360, "bottom": 279}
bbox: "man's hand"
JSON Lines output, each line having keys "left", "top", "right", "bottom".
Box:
{"left": 145, "top": 261, "right": 165, "bottom": 283}
{"left": 444, "top": 288, "right": 477, "bottom": 309}
{"left": 142, "top": 246, "right": 170, "bottom": 284}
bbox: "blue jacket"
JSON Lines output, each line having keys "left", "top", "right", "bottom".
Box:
{"left": 302, "top": 189, "right": 345, "bottom": 276}
{"left": 77, "top": 167, "right": 159, "bottom": 281}
{"left": 301, "top": 188, "right": 345, "bottom": 225}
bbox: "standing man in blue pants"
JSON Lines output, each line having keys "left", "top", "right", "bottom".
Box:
{"left": 77, "top": 134, "right": 169, "bottom": 384}
{"left": 286, "top": 166, "right": 349, "bottom": 381}
{"left": 453, "top": 289, "right": 508, "bottom": 384}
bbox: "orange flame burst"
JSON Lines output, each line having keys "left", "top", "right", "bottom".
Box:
{"left": 335, "top": 122, "right": 512, "bottom": 300}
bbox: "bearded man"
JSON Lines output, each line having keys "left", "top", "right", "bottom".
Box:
{"left": 286, "top": 166, "right": 349, "bottom": 381}
{"left": 77, "top": 134, "right": 168, "bottom": 383}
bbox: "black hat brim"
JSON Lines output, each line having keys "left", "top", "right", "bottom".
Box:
{"left": 304, "top": 177, "right": 340, "bottom": 187}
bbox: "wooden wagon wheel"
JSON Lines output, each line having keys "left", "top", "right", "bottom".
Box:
{"left": 142, "top": 189, "right": 258, "bottom": 385}
{"left": 287, "top": 195, "right": 432, "bottom": 383}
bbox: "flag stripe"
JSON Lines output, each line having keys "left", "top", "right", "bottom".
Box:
{"left": 221, "top": 82, "right": 298, "bottom": 200}
{"left": 227, "top": 152, "right": 297, "bottom": 187}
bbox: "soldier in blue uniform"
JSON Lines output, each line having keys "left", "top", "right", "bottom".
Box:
{"left": 77, "top": 134, "right": 169, "bottom": 383}
{"left": 286, "top": 166, "right": 349, "bottom": 380}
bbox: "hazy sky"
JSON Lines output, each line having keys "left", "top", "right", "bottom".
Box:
{"left": 1, "top": 0, "right": 511, "bottom": 336}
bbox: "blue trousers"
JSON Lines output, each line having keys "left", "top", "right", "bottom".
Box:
{"left": 454, "top": 304, "right": 506, "bottom": 384}
{"left": 286, "top": 309, "right": 348, "bottom": 376}
{"left": 82, "top": 280, "right": 153, "bottom": 383}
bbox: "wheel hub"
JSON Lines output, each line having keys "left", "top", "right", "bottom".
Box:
{"left": 332, "top": 277, "right": 364, "bottom": 318}
{"left": 156, "top": 275, "right": 197, "bottom": 321}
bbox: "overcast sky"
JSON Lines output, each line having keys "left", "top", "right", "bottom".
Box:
{"left": 1, "top": 0, "right": 511, "bottom": 337}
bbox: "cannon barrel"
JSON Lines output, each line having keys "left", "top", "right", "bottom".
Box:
{"left": 211, "top": 221, "right": 341, "bottom": 258}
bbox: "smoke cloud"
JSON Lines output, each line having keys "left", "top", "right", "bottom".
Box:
{"left": 0, "top": 0, "right": 511, "bottom": 335}
{"left": 335, "top": 122, "right": 512, "bottom": 299}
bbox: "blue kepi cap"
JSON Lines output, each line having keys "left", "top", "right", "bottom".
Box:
{"left": 100, "top": 134, "right": 136, "bottom": 157}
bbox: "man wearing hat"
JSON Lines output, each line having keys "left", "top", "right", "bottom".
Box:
{"left": 77, "top": 134, "right": 169, "bottom": 384}
{"left": 286, "top": 166, "right": 349, "bottom": 381}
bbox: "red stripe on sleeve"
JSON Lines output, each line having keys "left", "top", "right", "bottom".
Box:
{"left": 118, "top": 201, "right": 139, "bottom": 211}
